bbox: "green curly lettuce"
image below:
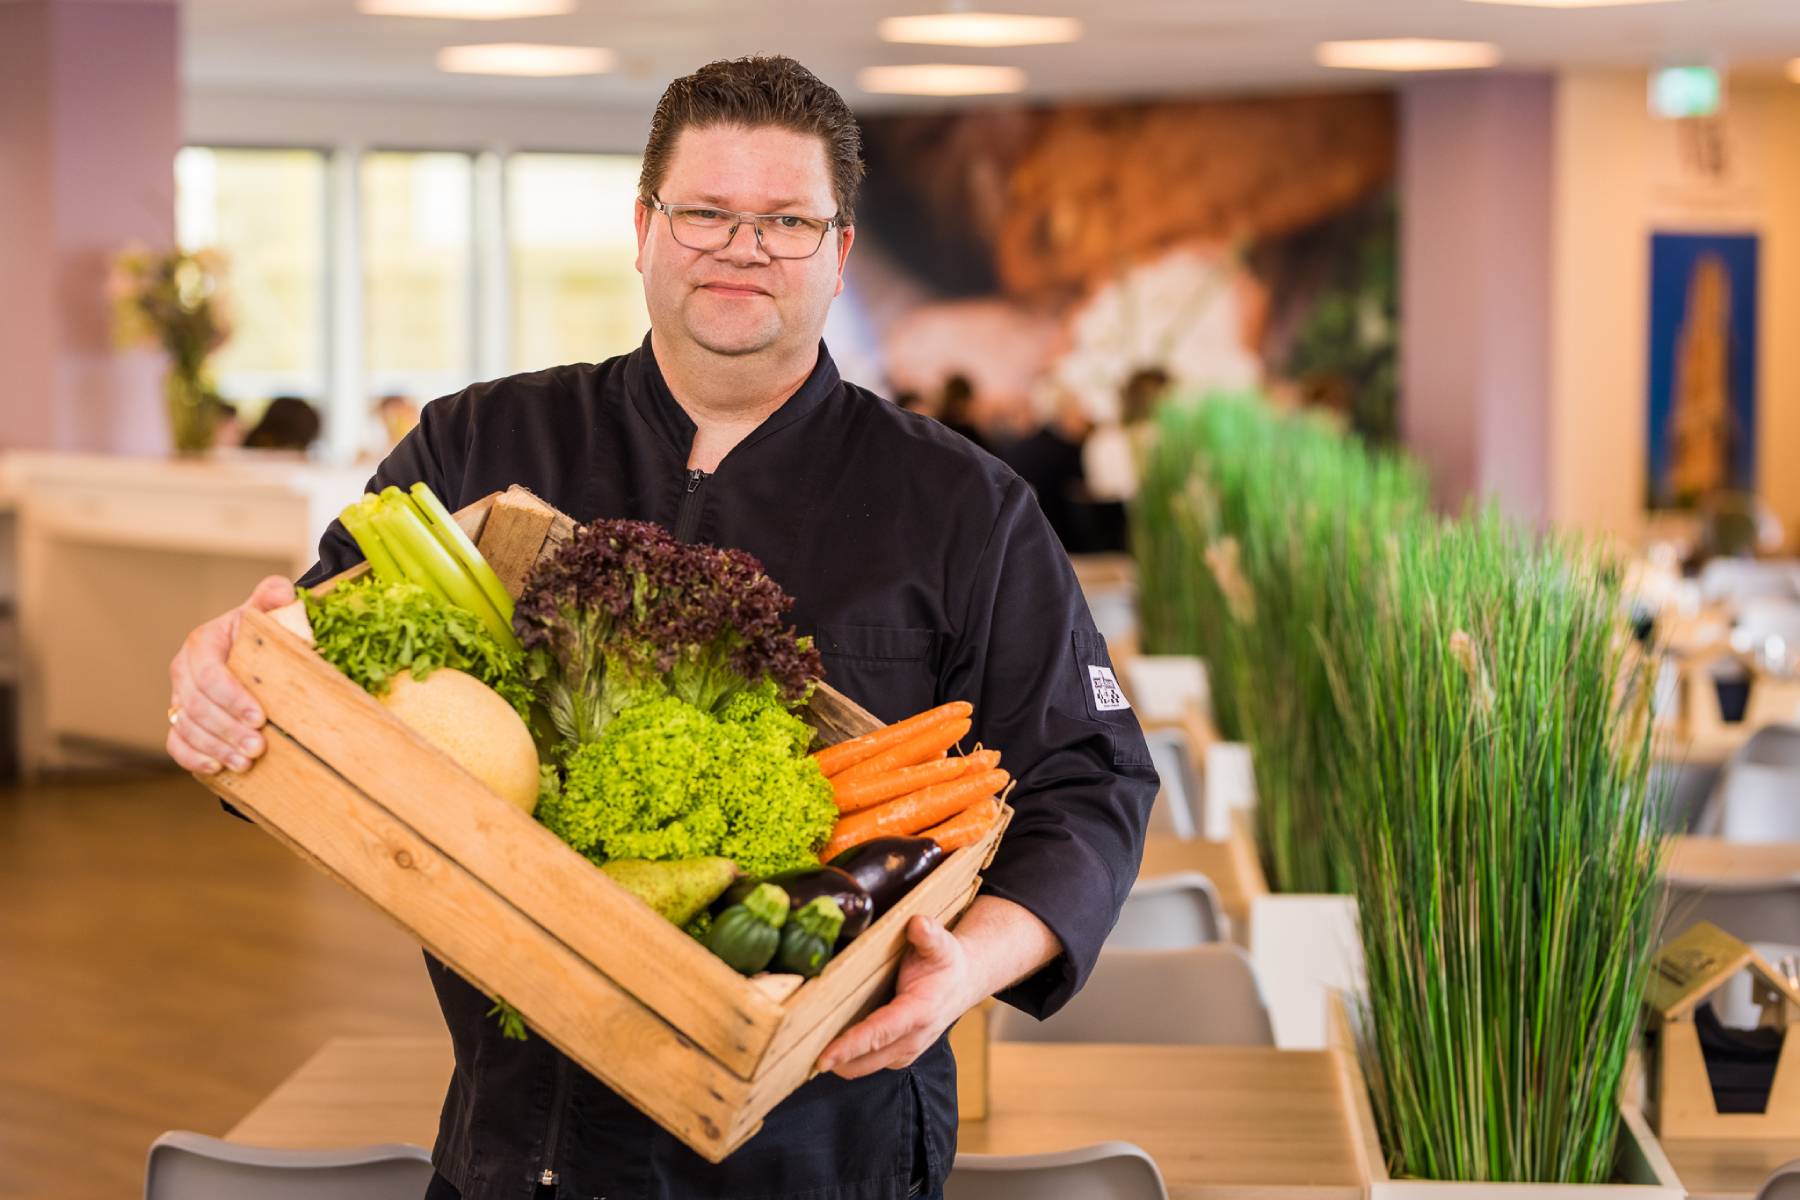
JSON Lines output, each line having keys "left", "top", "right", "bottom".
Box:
{"left": 304, "top": 575, "right": 531, "bottom": 721}
{"left": 535, "top": 690, "right": 836, "bottom": 878}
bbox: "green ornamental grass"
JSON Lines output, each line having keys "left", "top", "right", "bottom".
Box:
{"left": 1327, "top": 513, "right": 1666, "bottom": 1183}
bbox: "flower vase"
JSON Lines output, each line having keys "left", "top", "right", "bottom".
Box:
{"left": 165, "top": 366, "right": 217, "bottom": 455}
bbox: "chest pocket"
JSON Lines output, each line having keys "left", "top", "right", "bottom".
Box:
{"left": 813, "top": 624, "right": 940, "bottom": 726}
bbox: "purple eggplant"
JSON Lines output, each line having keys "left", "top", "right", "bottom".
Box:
{"left": 718, "top": 866, "right": 872, "bottom": 944}
{"left": 828, "top": 837, "right": 945, "bottom": 918}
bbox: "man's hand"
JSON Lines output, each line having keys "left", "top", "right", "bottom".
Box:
{"left": 165, "top": 574, "right": 295, "bottom": 774}
{"left": 815, "top": 894, "right": 1063, "bottom": 1080}
{"left": 816, "top": 914, "right": 977, "bottom": 1079}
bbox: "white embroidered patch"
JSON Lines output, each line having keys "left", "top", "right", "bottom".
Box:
{"left": 1088, "top": 664, "right": 1130, "bottom": 712}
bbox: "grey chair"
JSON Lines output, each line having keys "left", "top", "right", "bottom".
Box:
{"left": 1700, "top": 558, "right": 1800, "bottom": 606}
{"left": 1662, "top": 877, "right": 1800, "bottom": 947}
{"left": 946, "top": 1140, "right": 1168, "bottom": 1200}
{"left": 145, "top": 1131, "right": 433, "bottom": 1200}
{"left": 1108, "top": 872, "right": 1228, "bottom": 949}
{"left": 1754, "top": 1158, "right": 1800, "bottom": 1200}
{"left": 1694, "top": 726, "right": 1800, "bottom": 840}
{"left": 991, "top": 945, "right": 1274, "bottom": 1046}
{"left": 1142, "top": 726, "right": 1200, "bottom": 839}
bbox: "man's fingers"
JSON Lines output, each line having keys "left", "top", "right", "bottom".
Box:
{"left": 192, "top": 657, "right": 263, "bottom": 730}
{"left": 248, "top": 574, "right": 296, "bottom": 612}
{"left": 166, "top": 724, "right": 225, "bottom": 775}
{"left": 828, "top": 1031, "right": 933, "bottom": 1079}
{"left": 173, "top": 684, "right": 261, "bottom": 770}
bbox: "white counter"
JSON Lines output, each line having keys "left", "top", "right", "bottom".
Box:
{"left": 6, "top": 451, "right": 369, "bottom": 775}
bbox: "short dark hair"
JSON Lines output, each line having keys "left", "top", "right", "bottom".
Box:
{"left": 639, "top": 56, "right": 864, "bottom": 224}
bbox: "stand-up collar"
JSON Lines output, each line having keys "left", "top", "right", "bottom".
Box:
{"left": 626, "top": 333, "right": 842, "bottom": 461}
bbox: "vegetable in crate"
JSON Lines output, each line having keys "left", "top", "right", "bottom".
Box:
{"left": 534, "top": 687, "right": 837, "bottom": 878}
{"left": 827, "top": 837, "right": 945, "bottom": 918}
{"left": 717, "top": 866, "right": 872, "bottom": 943}
{"left": 380, "top": 669, "right": 540, "bottom": 814}
{"left": 599, "top": 857, "right": 740, "bottom": 926}
{"left": 706, "top": 882, "right": 788, "bottom": 975}
{"left": 513, "top": 518, "right": 821, "bottom": 757}
{"left": 776, "top": 896, "right": 845, "bottom": 978}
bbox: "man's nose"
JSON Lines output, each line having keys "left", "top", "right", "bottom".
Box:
{"left": 715, "top": 219, "right": 771, "bottom": 265}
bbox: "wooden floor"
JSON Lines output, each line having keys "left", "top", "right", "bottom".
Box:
{"left": 0, "top": 769, "right": 442, "bottom": 1200}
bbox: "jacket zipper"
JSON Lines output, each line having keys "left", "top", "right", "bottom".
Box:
{"left": 674, "top": 468, "right": 707, "bottom": 543}
{"left": 537, "top": 1055, "right": 572, "bottom": 1188}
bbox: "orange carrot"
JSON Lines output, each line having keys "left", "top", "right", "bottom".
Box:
{"left": 812, "top": 701, "right": 973, "bottom": 778}
{"left": 922, "top": 797, "right": 1002, "bottom": 851}
{"left": 834, "top": 718, "right": 971, "bottom": 783}
{"left": 832, "top": 747, "right": 1002, "bottom": 813}
{"left": 821, "top": 767, "right": 1009, "bottom": 860}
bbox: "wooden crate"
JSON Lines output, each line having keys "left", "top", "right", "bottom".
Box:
{"left": 199, "top": 485, "right": 1011, "bottom": 1162}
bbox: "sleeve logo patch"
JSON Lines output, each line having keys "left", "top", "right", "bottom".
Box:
{"left": 1088, "top": 664, "right": 1130, "bottom": 712}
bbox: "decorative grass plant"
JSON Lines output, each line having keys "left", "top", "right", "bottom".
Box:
{"left": 1131, "top": 395, "right": 1425, "bottom": 892}
{"left": 1327, "top": 513, "right": 1666, "bottom": 1183}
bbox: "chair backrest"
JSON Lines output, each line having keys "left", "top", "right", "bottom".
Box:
{"left": 1663, "top": 878, "right": 1800, "bottom": 948}
{"left": 1142, "top": 728, "right": 1199, "bottom": 839}
{"left": 145, "top": 1132, "right": 434, "bottom": 1200}
{"left": 1109, "top": 872, "right": 1227, "bottom": 949}
{"left": 1741, "top": 724, "right": 1800, "bottom": 769}
{"left": 991, "top": 945, "right": 1275, "bottom": 1046}
{"left": 946, "top": 1140, "right": 1169, "bottom": 1200}
{"left": 1754, "top": 1158, "right": 1800, "bottom": 1200}
{"left": 1713, "top": 762, "right": 1800, "bottom": 842}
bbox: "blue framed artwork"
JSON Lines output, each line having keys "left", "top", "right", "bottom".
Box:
{"left": 1647, "top": 231, "right": 1759, "bottom": 508}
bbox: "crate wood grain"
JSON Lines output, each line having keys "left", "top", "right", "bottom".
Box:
{"left": 199, "top": 485, "right": 1010, "bottom": 1162}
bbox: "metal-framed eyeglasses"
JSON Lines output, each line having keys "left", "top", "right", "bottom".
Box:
{"left": 643, "top": 196, "right": 842, "bottom": 260}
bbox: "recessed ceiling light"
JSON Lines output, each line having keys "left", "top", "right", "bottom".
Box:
{"left": 361, "top": 0, "right": 576, "bottom": 17}
{"left": 1316, "top": 39, "right": 1502, "bottom": 72}
{"left": 877, "top": 12, "right": 1083, "bottom": 47}
{"left": 437, "top": 43, "right": 614, "bottom": 76}
{"left": 857, "top": 64, "right": 1028, "bottom": 95}
{"left": 1463, "top": 0, "right": 1682, "bottom": 6}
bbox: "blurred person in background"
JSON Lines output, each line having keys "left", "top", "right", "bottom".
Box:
{"left": 240, "top": 395, "right": 322, "bottom": 453}
{"left": 992, "top": 385, "right": 1092, "bottom": 553}
{"left": 378, "top": 392, "right": 422, "bottom": 449}
{"left": 935, "top": 372, "right": 986, "bottom": 451}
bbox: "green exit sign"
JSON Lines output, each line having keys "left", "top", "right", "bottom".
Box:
{"left": 1650, "top": 66, "right": 1722, "bottom": 118}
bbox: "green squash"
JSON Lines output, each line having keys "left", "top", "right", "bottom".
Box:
{"left": 776, "top": 895, "right": 845, "bottom": 978}
{"left": 704, "top": 882, "right": 788, "bottom": 974}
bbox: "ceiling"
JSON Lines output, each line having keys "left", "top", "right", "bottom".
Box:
{"left": 180, "top": 0, "right": 1800, "bottom": 110}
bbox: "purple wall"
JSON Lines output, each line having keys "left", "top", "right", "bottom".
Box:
{"left": 0, "top": 0, "right": 181, "bottom": 455}
{"left": 1401, "top": 74, "right": 1554, "bottom": 525}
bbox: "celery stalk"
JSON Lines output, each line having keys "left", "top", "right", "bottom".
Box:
{"left": 370, "top": 504, "right": 449, "bottom": 603}
{"left": 338, "top": 496, "right": 404, "bottom": 584}
{"left": 372, "top": 497, "right": 519, "bottom": 652}
{"left": 409, "top": 482, "right": 515, "bottom": 623}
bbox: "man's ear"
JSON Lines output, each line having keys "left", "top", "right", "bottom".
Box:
{"left": 833, "top": 224, "right": 856, "bottom": 298}
{"left": 633, "top": 198, "right": 650, "bottom": 274}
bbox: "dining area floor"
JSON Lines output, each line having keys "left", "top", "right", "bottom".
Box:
{"left": 0, "top": 770, "right": 443, "bottom": 1200}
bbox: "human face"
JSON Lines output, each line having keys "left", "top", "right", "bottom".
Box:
{"left": 635, "top": 124, "right": 855, "bottom": 360}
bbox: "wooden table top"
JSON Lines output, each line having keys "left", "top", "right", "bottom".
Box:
{"left": 1661, "top": 1135, "right": 1800, "bottom": 1200}
{"left": 1666, "top": 836, "right": 1800, "bottom": 885}
{"left": 227, "top": 1038, "right": 1362, "bottom": 1199}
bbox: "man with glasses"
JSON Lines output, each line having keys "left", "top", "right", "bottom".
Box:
{"left": 166, "top": 55, "right": 1156, "bottom": 1199}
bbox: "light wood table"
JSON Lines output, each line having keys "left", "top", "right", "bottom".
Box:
{"left": 227, "top": 1038, "right": 1362, "bottom": 1198}
{"left": 1667, "top": 837, "right": 1800, "bottom": 884}
{"left": 1661, "top": 1136, "right": 1800, "bottom": 1200}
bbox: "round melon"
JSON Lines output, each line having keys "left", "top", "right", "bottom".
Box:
{"left": 379, "top": 668, "right": 539, "bottom": 814}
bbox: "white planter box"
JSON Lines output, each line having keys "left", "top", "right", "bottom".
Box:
{"left": 1250, "top": 894, "right": 1362, "bottom": 1049}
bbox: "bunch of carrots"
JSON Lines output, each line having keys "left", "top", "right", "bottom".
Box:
{"left": 813, "top": 701, "right": 1010, "bottom": 861}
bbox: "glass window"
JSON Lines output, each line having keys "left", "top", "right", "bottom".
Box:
{"left": 175, "top": 147, "right": 328, "bottom": 411}
{"left": 362, "top": 151, "right": 476, "bottom": 402}
{"left": 507, "top": 153, "right": 648, "bottom": 372}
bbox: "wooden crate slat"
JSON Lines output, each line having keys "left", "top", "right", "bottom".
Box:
{"left": 473, "top": 487, "right": 559, "bottom": 597}
{"left": 231, "top": 608, "right": 785, "bottom": 1075}
{"left": 211, "top": 725, "right": 750, "bottom": 1158}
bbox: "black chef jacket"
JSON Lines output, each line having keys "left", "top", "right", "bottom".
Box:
{"left": 277, "top": 335, "right": 1158, "bottom": 1200}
